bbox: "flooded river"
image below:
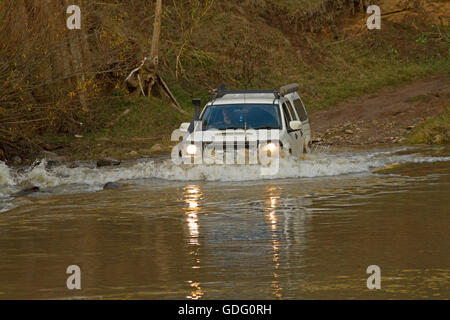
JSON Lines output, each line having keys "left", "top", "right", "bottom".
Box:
{"left": 0, "top": 145, "right": 449, "bottom": 299}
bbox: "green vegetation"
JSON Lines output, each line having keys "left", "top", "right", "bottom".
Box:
{"left": 1, "top": 0, "right": 449, "bottom": 161}
{"left": 61, "top": 94, "right": 193, "bottom": 160}
{"left": 295, "top": 46, "right": 449, "bottom": 110}
{"left": 409, "top": 108, "right": 450, "bottom": 145}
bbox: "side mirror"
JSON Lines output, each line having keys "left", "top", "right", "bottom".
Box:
{"left": 289, "top": 120, "right": 302, "bottom": 131}
{"left": 180, "top": 122, "right": 191, "bottom": 132}
{"left": 192, "top": 98, "right": 201, "bottom": 120}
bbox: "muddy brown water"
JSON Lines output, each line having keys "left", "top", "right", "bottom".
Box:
{"left": 0, "top": 146, "right": 449, "bottom": 299}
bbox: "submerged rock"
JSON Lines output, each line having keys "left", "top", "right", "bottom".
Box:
{"left": 12, "top": 186, "right": 40, "bottom": 197}
{"left": 46, "top": 160, "right": 61, "bottom": 169}
{"left": 97, "top": 158, "right": 121, "bottom": 167}
{"left": 103, "top": 182, "right": 121, "bottom": 190}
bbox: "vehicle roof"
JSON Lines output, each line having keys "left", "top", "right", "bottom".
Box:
{"left": 206, "top": 93, "right": 283, "bottom": 106}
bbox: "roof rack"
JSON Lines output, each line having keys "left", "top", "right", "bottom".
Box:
{"left": 214, "top": 89, "right": 280, "bottom": 99}
{"left": 211, "top": 83, "right": 299, "bottom": 100}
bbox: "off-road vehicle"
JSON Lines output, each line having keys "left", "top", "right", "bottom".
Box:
{"left": 176, "top": 84, "right": 311, "bottom": 163}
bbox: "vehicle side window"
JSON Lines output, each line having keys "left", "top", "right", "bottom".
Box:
{"left": 293, "top": 98, "right": 308, "bottom": 122}
{"left": 282, "top": 103, "right": 293, "bottom": 130}
{"left": 285, "top": 101, "right": 298, "bottom": 121}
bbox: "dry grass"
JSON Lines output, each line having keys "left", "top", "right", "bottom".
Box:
{"left": 0, "top": 0, "right": 449, "bottom": 161}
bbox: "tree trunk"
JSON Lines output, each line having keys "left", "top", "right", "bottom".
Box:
{"left": 150, "top": 0, "right": 162, "bottom": 70}
{"left": 125, "top": 0, "right": 185, "bottom": 113}
{"left": 63, "top": 0, "right": 89, "bottom": 110}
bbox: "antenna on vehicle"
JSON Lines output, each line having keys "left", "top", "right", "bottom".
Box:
{"left": 192, "top": 98, "right": 201, "bottom": 121}
{"left": 188, "top": 98, "right": 202, "bottom": 133}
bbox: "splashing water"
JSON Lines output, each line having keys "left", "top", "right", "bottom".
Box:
{"left": 1, "top": 147, "right": 449, "bottom": 196}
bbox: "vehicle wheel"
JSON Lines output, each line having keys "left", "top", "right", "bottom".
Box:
{"left": 303, "top": 141, "right": 310, "bottom": 154}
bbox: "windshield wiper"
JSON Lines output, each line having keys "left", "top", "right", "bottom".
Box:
{"left": 218, "top": 127, "right": 245, "bottom": 130}
{"left": 251, "top": 126, "right": 280, "bottom": 130}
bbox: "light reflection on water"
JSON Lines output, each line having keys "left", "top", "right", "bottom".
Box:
{"left": 265, "top": 187, "right": 283, "bottom": 298}
{"left": 183, "top": 185, "right": 203, "bottom": 299}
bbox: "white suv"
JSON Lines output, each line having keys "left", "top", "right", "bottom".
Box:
{"left": 176, "top": 83, "right": 311, "bottom": 162}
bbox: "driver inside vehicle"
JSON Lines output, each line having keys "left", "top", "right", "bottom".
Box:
{"left": 222, "top": 108, "right": 233, "bottom": 125}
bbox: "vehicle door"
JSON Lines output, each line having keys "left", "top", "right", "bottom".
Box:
{"left": 285, "top": 99, "right": 305, "bottom": 155}
{"left": 290, "top": 93, "right": 311, "bottom": 151}
{"left": 281, "top": 100, "right": 302, "bottom": 156}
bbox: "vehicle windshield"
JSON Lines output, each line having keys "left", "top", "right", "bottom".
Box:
{"left": 200, "top": 104, "right": 281, "bottom": 130}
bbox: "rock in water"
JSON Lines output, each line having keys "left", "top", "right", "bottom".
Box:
{"left": 12, "top": 186, "right": 40, "bottom": 197}
{"left": 46, "top": 160, "right": 61, "bottom": 169}
{"left": 103, "top": 182, "right": 121, "bottom": 190}
{"left": 97, "top": 158, "right": 121, "bottom": 167}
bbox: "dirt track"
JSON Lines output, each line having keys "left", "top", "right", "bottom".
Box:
{"left": 309, "top": 75, "right": 450, "bottom": 145}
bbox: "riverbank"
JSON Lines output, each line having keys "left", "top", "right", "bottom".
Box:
{"left": 2, "top": 0, "right": 449, "bottom": 165}
{"left": 310, "top": 75, "right": 450, "bottom": 146}
{"left": 5, "top": 74, "right": 447, "bottom": 167}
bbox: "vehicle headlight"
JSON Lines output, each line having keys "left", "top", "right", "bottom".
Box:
{"left": 186, "top": 144, "right": 198, "bottom": 155}
{"left": 264, "top": 142, "right": 278, "bottom": 153}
